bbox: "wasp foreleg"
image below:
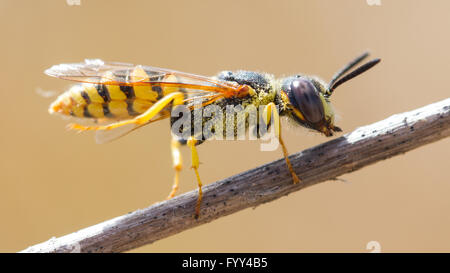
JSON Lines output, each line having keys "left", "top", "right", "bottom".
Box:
{"left": 263, "top": 102, "right": 301, "bottom": 184}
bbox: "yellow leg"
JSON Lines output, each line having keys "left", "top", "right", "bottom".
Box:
{"left": 167, "top": 139, "right": 182, "bottom": 199}
{"left": 264, "top": 102, "right": 301, "bottom": 184}
{"left": 279, "top": 134, "right": 300, "bottom": 184}
{"left": 263, "top": 102, "right": 280, "bottom": 138}
{"left": 187, "top": 137, "right": 203, "bottom": 219}
{"left": 69, "top": 92, "right": 185, "bottom": 131}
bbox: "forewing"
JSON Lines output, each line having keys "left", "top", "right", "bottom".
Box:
{"left": 46, "top": 59, "right": 249, "bottom": 143}
{"left": 45, "top": 59, "right": 240, "bottom": 94}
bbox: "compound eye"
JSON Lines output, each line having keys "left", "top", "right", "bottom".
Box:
{"left": 290, "top": 79, "right": 324, "bottom": 124}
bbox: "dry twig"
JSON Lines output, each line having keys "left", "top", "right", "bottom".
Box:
{"left": 21, "top": 98, "right": 450, "bottom": 253}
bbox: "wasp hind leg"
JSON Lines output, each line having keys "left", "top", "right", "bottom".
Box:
{"left": 263, "top": 102, "right": 301, "bottom": 184}
{"left": 69, "top": 92, "right": 185, "bottom": 131}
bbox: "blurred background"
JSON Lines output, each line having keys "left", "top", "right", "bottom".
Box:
{"left": 1, "top": 0, "right": 449, "bottom": 252}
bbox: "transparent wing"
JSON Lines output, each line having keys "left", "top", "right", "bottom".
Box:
{"left": 46, "top": 59, "right": 251, "bottom": 143}
{"left": 45, "top": 59, "right": 244, "bottom": 97}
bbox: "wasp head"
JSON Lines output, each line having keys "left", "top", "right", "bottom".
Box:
{"left": 281, "top": 76, "right": 339, "bottom": 136}
{"left": 281, "top": 52, "right": 380, "bottom": 137}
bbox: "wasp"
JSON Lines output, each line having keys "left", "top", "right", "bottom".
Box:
{"left": 46, "top": 52, "right": 380, "bottom": 218}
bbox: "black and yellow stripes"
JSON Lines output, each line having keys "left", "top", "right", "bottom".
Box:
{"left": 130, "top": 67, "right": 159, "bottom": 101}
{"left": 120, "top": 85, "right": 134, "bottom": 99}
{"left": 50, "top": 66, "right": 181, "bottom": 120}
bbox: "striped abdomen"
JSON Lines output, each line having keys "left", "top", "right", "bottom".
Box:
{"left": 49, "top": 67, "right": 180, "bottom": 120}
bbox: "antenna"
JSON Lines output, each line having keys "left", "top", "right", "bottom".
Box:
{"left": 328, "top": 52, "right": 370, "bottom": 88}
{"left": 328, "top": 58, "right": 381, "bottom": 94}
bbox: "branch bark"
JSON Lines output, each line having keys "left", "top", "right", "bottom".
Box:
{"left": 21, "top": 98, "right": 450, "bottom": 253}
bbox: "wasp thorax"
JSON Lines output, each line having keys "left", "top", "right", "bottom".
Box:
{"left": 287, "top": 78, "right": 325, "bottom": 124}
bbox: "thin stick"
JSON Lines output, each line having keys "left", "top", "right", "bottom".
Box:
{"left": 21, "top": 98, "right": 450, "bottom": 253}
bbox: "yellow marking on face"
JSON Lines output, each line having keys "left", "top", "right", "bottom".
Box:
{"left": 131, "top": 66, "right": 159, "bottom": 101}
{"left": 280, "top": 89, "right": 306, "bottom": 121}
{"left": 108, "top": 101, "right": 129, "bottom": 118}
{"left": 132, "top": 99, "right": 153, "bottom": 114}
{"left": 162, "top": 74, "right": 180, "bottom": 96}
{"left": 83, "top": 84, "right": 104, "bottom": 103}
{"left": 292, "top": 108, "right": 305, "bottom": 121}
{"left": 319, "top": 93, "right": 334, "bottom": 124}
{"left": 87, "top": 103, "right": 104, "bottom": 118}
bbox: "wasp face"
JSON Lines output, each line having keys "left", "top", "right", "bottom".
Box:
{"left": 279, "top": 54, "right": 381, "bottom": 137}
{"left": 282, "top": 76, "right": 341, "bottom": 137}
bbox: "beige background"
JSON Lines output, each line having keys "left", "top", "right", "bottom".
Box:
{"left": 1, "top": 0, "right": 449, "bottom": 252}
